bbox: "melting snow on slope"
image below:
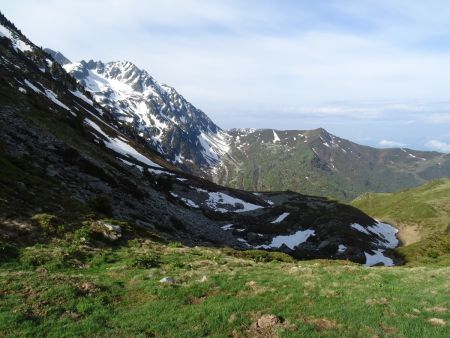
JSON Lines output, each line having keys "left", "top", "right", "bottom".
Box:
{"left": 271, "top": 212, "right": 290, "bottom": 224}
{"left": 365, "top": 250, "right": 394, "bottom": 267}
{"left": 106, "top": 136, "right": 162, "bottom": 168}
{"left": 199, "top": 131, "right": 230, "bottom": 165}
{"left": 85, "top": 118, "right": 110, "bottom": 138}
{"left": 408, "top": 153, "right": 427, "bottom": 161}
{"left": 273, "top": 130, "right": 280, "bottom": 143}
{"left": 44, "top": 88, "right": 71, "bottom": 111}
{"left": 24, "top": 80, "right": 41, "bottom": 93}
{"left": 180, "top": 197, "right": 199, "bottom": 208}
{"left": 171, "top": 193, "right": 199, "bottom": 208}
{"left": 23, "top": 79, "right": 73, "bottom": 114}
{"left": 350, "top": 223, "right": 370, "bottom": 235}
{"left": 257, "top": 229, "right": 315, "bottom": 250}
{"left": 368, "top": 221, "right": 399, "bottom": 248}
{"left": 0, "top": 25, "right": 32, "bottom": 53}
{"left": 84, "top": 118, "right": 162, "bottom": 168}
{"left": 221, "top": 224, "right": 234, "bottom": 231}
{"left": 206, "top": 191, "right": 263, "bottom": 213}
{"left": 351, "top": 221, "right": 399, "bottom": 266}
{"left": 338, "top": 244, "right": 347, "bottom": 253}
{"left": 70, "top": 90, "right": 93, "bottom": 105}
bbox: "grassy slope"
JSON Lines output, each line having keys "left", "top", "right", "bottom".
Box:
{"left": 1, "top": 226, "right": 449, "bottom": 337}
{"left": 352, "top": 179, "right": 450, "bottom": 265}
{"left": 352, "top": 178, "right": 450, "bottom": 237}
{"left": 217, "top": 129, "right": 450, "bottom": 201}
{"left": 223, "top": 143, "right": 353, "bottom": 199}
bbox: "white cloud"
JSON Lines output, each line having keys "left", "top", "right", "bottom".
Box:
{"left": 379, "top": 140, "right": 406, "bottom": 148}
{"left": 2, "top": 1, "right": 450, "bottom": 151}
{"left": 425, "top": 140, "right": 450, "bottom": 153}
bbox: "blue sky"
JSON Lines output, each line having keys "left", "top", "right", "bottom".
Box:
{"left": 3, "top": 0, "right": 450, "bottom": 152}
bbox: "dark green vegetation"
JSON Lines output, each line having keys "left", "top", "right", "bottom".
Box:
{"left": 214, "top": 129, "right": 450, "bottom": 201}
{"left": 1, "top": 218, "right": 449, "bottom": 337}
{"left": 353, "top": 179, "right": 450, "bottom": 265}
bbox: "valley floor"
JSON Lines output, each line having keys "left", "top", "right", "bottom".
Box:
{"left": 1, "top": 240, "right": 449, "bottom": 337}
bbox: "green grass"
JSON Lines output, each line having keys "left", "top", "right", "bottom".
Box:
{"left": 352, "top": 179, "right": 450, "bottom": 265}
{"left": 1, "top": 235, "right": 449, "bottom": 337}
{"left": 352, "top": 179, "right": 450, "bottom": 234}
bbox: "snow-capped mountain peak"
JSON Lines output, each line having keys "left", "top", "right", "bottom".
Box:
{"left": 61, "top": 56, "right": 229, "bottom": 171}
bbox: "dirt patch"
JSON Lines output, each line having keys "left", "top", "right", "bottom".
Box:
{"left": 427, "top": 318, "right": 447, "bottom": 326}
{"left": 365, "top": 297, "right": 389, "bottom": 306}
{"left": 247, "top": 314, "right": 296, "bottom": 337}
{"left": 238, "top": 280, "right": 270, "bottom": 296}
{"left": 396, "top": 223, "right": 421, "bottom": 246}
{"left": 188, "top": 295, "right": 207, "bottom": 305}
{"left": 381, "top": 324, "right": 398, "bottom": 335}
{"left": 79, "top": 282, "right": 99, "bottom": 295}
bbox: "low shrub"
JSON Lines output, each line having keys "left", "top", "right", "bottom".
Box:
{"left": 31, "top": 213, "right": 59, "bottom": 232}
{"left": 0, "top": 240, "right": 19, "bottom": 261}
{"left": 167, "top": 241, "right": 183, "bottom": 248}
{"left": 130, "top": 253, "right": 161, "bottom": 268}
{"left": 224, "top": 248, "right": 295, "bottom": 263}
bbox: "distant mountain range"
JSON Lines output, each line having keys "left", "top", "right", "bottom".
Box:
{"left": 213, "top": 128, "right": 450, "bottom": 200}
{"left": 1, "top": 11, "right": 400, "bottom": 265}
{"left": 49, "top": 49, "right": 450, "bottom": 200}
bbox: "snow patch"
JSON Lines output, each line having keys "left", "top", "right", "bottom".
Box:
{"left": 70, "top": 90, "right": 93, "bottom": 105}
{"left": 257, "top": 229, "right": 315, "bottom": 250}
{"left": 24, "top": 79, "right": 42, "bottom": 93}
{"left": 271, "top": 212, "right": 290, "bottom": 224}
{"left": 221, "top": 224, "right": 234, "bottom": 231}
{"left": 44, "top": 89, "right": 71, "bottom": 111}
{"left": 206, "top": 191, "right": 263, "bottom": 213}
{"left": 106, "top": 135, "right": 161, "bottom": 167}
{"left": 0, "top": 25, "right": 33, "bottom": 53}
{"left": 338, "top": 244, "right": 347, "bottom": 253}
{"left": 365, "top": 250, "right": 394, "bottom": 267}
{"left": 351, "top": 221, "right": 399, "bottom": 267}
{"left": 350, "top": 223, "right": 370, "bottom": 235}
{"left": 408, "top": 152, "right": 427, "bottom": 161}
{"left": 272, "top": 130, "right": 280, "bottom": 143}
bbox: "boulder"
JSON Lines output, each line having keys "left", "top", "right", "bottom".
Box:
{"left": 91, "top": 220, "right": 122, "bottom": 241}
{"left": 159, "top": 277, "right": 175, "bottom": 284}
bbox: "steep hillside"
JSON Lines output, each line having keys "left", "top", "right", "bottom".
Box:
{"left": 0, "top": 12, "right": 399, "bottom": 266}
{"left": 54, "top": 52, "right": 450, "bottom": 201}
{"left": 213, "top": 128, "right": 450, "bottom": 200}
{"left": 57, "top": 53, "right": 229, "bottom": 175}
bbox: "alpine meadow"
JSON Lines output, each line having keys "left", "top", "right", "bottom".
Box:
{"left": 0, "top": 2, "right": 449, "bottom": 337}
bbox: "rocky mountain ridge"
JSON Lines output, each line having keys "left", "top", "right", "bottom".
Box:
{"left": 54, "top": 49, "right": 449, "bottom": 200}
{"left": 214, "top": 127, "right": 450, "bottom": 200}
{"left": 54, "top": 52, "right": 229, "bottom": 175}
{"left": 0, "top": 12, "right": 401, "bottom": 266}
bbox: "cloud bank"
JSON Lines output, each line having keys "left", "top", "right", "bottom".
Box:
{"left": 2, "top": 1, "right": 450, "bottom": 150}
{"left": 426, "top": 140, "right": 450, "bottom": 153}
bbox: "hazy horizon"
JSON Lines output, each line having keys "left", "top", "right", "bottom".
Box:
{"left": 2, "top": 0, "right": 450, "bottom": 152}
